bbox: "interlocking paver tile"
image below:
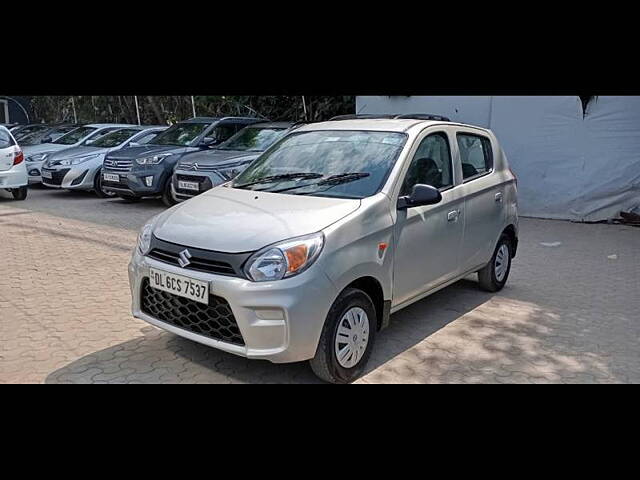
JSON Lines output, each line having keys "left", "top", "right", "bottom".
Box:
{"left": 1, "top": 188, "right": 639, "bottom": 383}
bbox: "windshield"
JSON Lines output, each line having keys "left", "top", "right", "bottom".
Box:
{"left": 90, "top": 128, "right": 140, "bottom": 148}
{"left": 232, "top": 130, "right": 407, "bottom": 199}
{"left": 14, "top": 125, "right": 50, "bottom": 139}
{"left": 218, "top": 127, "right": 287, "bottom": 152}
{"left": 53, "top": 126, "right": 98, "bottom": 145}
{"left": 149, "top": 122, "right": 210, "bottom": 146}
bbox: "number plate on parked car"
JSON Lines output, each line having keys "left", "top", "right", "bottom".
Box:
{"left": 149, "top": 268, "right": 209, "bottom": 305}
{"left": 103, "top": 173, "right": 120, "bottom": 183}
{"left": 178, "top": 180, "right": 200, "bottom": 191}
{"left": 42, "top": 170, "right": 53, "bottom": 179}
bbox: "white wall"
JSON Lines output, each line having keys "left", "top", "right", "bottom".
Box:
{"left": 356, "top": 96, "right": 640, "bottom": 221}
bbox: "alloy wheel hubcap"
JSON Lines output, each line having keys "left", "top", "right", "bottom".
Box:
{"left": 495, "top": 244, "right": 510, "bottom": 282}
{"left": 334, "top": 307, "right": 369, "bottom": 368}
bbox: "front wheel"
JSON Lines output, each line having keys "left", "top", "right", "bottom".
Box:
{"left": 478, "top": 234, "right": 513, "bottom": 292}
{"left": 11, "top": 186, "right": 28, "bottom": 201}
{"left": 162, "top": 178, "right": 176, "bottom": 207}
{"left": 310, "top": 288, "right": 377, "bottom": 384}
{"left": 94, "top": 170, "right": 117, "bottom": 199}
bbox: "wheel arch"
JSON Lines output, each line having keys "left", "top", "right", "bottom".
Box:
{"left": 343, "top": 276, "right": 390, "bottom": 331}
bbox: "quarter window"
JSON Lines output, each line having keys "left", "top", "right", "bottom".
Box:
{"left": 401, "top": 132, "right": 453, "bottom": 196}
{"left": 0, "top": 128, "right": 14, "bottom": 148}
{"left": 457, "top": 133, "right": 493, "bottom": 180}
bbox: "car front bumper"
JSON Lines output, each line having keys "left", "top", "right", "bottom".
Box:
{"left": 129, "top": 249, "right": 337, "bottom": 363}
{"left": 26, "top": 160, "right": 45, "bottom": 184}
{"left": 102, "top": 167, "right": 168, "bottom": 198}
{"left": 172, "top": 169, "right": 224, "bottom": 202}
{"left": 41, "top": 165, "right": 97, "bottom": 190}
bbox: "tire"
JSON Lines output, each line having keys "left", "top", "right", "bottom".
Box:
{"left": 162, "top": 178, "right": 176, "bottom": 207}
{"left": 478, "top": 233, "right": 513, "bottom": 292}
{"left": 11, "top": 186, "right": 28, "bottom": 201}
{"left": 310, "top": 288, "right": 377, "bottom": 384}
{"left": 117, "top": 194, "right": 141, "bottom": 203}
{"left": 94, "top": 170, "right": 117, "bottom": 199}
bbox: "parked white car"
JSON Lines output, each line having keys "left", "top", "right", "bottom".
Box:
{"left": 24, "top": 123, "right": 133, "bottom": 184}
{"left": 129, "top": 115, "right": 519, "bottom": 383}
{"left": 0, "top": 126, "right": 28, "bottom": 200}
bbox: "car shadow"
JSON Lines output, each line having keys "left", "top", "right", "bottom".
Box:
{"left": 44, "top": 278, "right": 490, "bottom": 384}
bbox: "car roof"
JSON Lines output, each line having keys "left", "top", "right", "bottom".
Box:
{"left": 296, "top": 118, "right": 490, "bottom": 134}
{"left": 246, "top": 121, "right": 298, "bottom": 129}
{"left": 85, "top": 123, "right": 136, "bottom": 128}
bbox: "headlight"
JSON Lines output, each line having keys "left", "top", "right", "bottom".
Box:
{"left": 136, "top": 153, "right": 172, "bottom": 165}
{"left": 244, "top": 232, "right": 324, "bottom": 282}
{"left": 137, "top": 222, "right": 153, "bottom": 255}
{"left": 60, "top": 154, "right": 100, "bottom": 166}
{"left": 27, "top": 153, "right": 48, "bottom": 163}
{"left": 215, "top": 162, "right": 252, "bottom": 181}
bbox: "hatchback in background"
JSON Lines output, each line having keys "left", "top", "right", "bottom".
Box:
{"left": 24, "top": 124, "right": 133, "bottom": 184}
{"left": 101, "top": 117, "right": 263, "bottom": 206}
{"left": 0, "top": 126, "right": 28, "bottom": 200}
{"left": 129, "top": 115, "right": 519, "bottom": 383}
{"left": 172, "top": 122, "right": 301, "bottom": 202}
{"left": 41, "top": 126, "right": 166, "bottom": 197}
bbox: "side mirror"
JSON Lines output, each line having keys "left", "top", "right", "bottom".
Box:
{"left": 397, "top": 184, "right": 442, "bottom": 210}
{"left": 199, "top": 136, "right": 219, "bottom": 148}
{"left": 41, "top": 136, "right": 52, "bottom": 144}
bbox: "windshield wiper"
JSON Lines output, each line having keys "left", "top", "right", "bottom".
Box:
{"left": 268, "top": 172, "right": 371, "bottom": 194}
{"left": 234, "top": 172, "right": 323, "bottom": 189}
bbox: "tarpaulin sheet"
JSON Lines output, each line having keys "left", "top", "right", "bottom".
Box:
{"left": 356, "top": 96, "right": 640, "bottom": 221}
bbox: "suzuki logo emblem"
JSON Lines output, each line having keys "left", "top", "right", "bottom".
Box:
{"left": 178, "top": 249, "right": 192, "bottom": 268}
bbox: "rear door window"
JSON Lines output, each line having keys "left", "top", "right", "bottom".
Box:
{"left": 457, "top": 133, "right": 493, "bottom": 181}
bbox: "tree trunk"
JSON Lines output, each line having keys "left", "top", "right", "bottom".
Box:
{"left": 146, "top": 96, "right": 165, "bottom": 124}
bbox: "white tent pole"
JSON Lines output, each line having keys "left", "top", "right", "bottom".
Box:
{"left": 134, "top": 96, "right": 141, "bottom": 125}
{"left": 191, "top": 96, "right": 197, "bottom": 118}
{"left": 71, "top": 96, "right": 77, "bottom": 123}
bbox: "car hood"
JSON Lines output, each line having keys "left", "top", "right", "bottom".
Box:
{"left": 108, "top": 145, "right": 193, "bottom": 160}
{"left": 47, "top": 145, "right": 104, "bottom": 161}
{"left": 153, "top": 186, "right": 361, "bottom": 253}
{"left": 22, "top": 143, "right": 70, "bottom": 157}
{"left": 178, "top": 149, "right": 256, "bottom": 167}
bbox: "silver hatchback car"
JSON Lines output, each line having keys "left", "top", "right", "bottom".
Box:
{"left": 129, "top": 115, "right": 519, "bottom": 383}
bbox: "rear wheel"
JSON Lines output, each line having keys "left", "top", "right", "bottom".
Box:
{"left": 162, "top": 178, "right": 176, "bottom": 207}
{"left": 310, "top": 288, "right": 377, "bottom": 384}
{"left": 94, "top": 170, "right": 117, "bottom": 199}
{"left": 478, "top": 234, "right": 512, "bottom": 292}
{"left": 11, "top": 186, "right": 28, "bottom": 201}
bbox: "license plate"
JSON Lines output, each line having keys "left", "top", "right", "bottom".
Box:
{"left": 149, "top": 268, "right": 209, "bottom": 305}
{"left": 42, "top": 170, "right": 53, "bottom": 179}
{"left": 103, "top": 173, "right": 120, "bottom": 183}
{"left": 178, "top": 180, "right": 200, "bottom": 191}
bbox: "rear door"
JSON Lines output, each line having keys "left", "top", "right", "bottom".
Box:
{"left": 457, "top": 129, "right": 505, "bottom": 272}
{"left": 0, "top": 128, "right": 17, "bottom": 171}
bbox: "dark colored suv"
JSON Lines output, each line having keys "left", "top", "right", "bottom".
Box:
{"left": 101, "top": 117, "right": 262, "bottom": 205}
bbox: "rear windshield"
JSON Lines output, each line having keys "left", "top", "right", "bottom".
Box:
{"left": 0, "top": 129, "right": 15, "bottom": 148}
{"left": 53, "top": 126, "right": 98, "bottom": 145}
{"left": 90, "top": 128, "right": 140, "bottom": 148}
{"left": 149, "top": 122, "right": 210, "bottom": 146}
{"left": 218, "top": 127, "right": 287, "bottom": 152}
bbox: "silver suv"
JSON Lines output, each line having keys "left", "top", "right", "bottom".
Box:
{"left": 129, "top": 115, "right": 519, "bottom": 383}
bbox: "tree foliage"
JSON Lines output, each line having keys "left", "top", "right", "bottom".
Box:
{"left": 29, "top": 96, "right": 355, "bottom": 125}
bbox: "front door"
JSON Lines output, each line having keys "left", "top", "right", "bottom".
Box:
{"left": 392, "top": 131, "right": 465, "bottom": 307}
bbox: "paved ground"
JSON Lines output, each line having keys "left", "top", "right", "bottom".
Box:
{"left": 1, "top": 187, "right": 639, "bottom": 383}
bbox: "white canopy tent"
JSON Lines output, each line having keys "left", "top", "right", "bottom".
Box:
{"left": 356, "top": 96, "right": 640, "bottom": 221}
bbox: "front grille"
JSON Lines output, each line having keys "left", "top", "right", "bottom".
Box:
{"left": 104, "top": 158, "right": 133, "bottom": 172}
{"left": 176, "top": 174, "right": 205, "bottom": 182}
{"left": 141, "top": 279, "right": 245, "bottom": 346}
{"left": 42, "top": 168, "right": 70, "bottom": 186}
{"left": 147, "top": 235, "right": 252, "bottom": 278}
{"left": 179, "top": 162, "right": 221, "bottom": 173}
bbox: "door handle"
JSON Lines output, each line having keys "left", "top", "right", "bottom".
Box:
{"left": 495, "top": 192, "right": 504, "bottom": 203}
{"left": 447, "top": 210, "right": 460, "bottom": 222}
